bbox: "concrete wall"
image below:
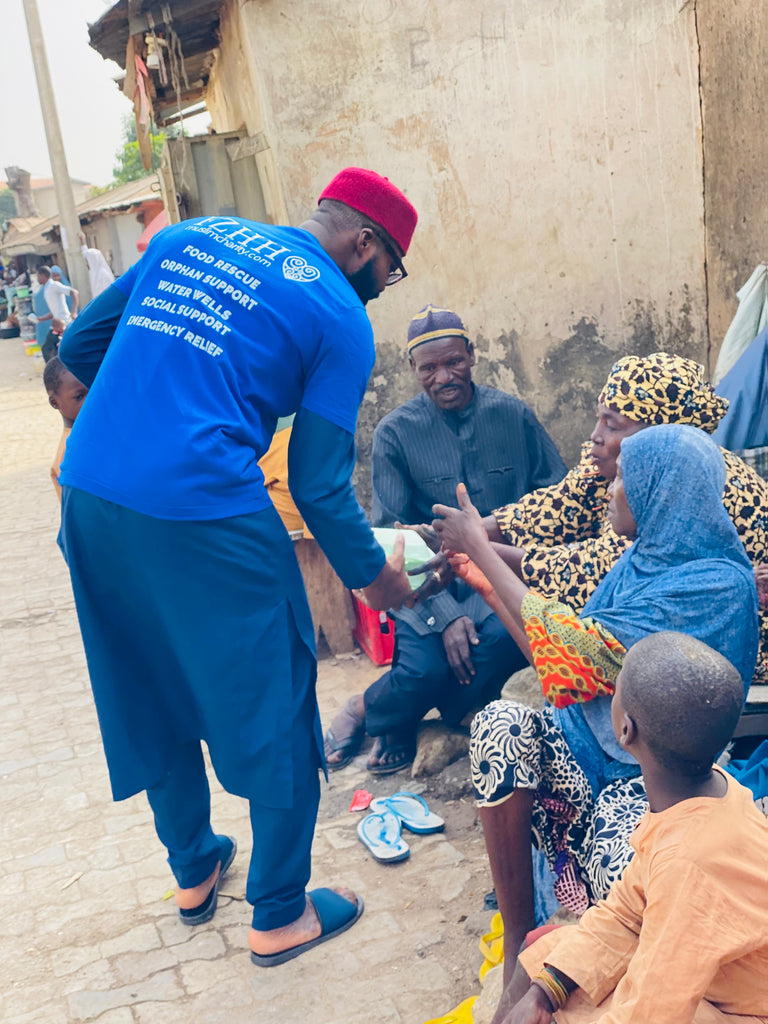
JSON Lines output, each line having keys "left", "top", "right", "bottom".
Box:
{"left": 697, "top": 1, "right": 768, "bottom": 355}
{"left": 208, "top": 0, "right": 713, "bottom": 505}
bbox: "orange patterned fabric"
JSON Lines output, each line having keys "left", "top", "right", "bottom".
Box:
{"left": 521, "top": 593, "right": 626, "bottom": 708}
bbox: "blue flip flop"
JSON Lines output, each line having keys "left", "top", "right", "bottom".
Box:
{"left": 369, "top": 792, "right": 445, "bottom": 834}
{"left": 357, "top": 809, "right": 410, "bottom": 863}
{"left": 250, "top": 888, "right": 364, "bottom": 967}
{"left": 179, "top": 834, "right": 238, "bottom": 926}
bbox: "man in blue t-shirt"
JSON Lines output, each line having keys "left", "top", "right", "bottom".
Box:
{"left": 58, "top": 167, "right": 417, "bottom": 966}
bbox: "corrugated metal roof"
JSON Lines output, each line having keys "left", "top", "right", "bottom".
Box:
{"left": 1, "top": 175, "right": 161, "bottom": 256}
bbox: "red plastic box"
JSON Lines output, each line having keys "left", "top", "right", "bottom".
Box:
{"left": 351, "top": 594, "right": 395, "bottom": 666}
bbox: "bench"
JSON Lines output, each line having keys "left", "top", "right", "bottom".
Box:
{"left": 291, "top": 531, "right": 357, "bottom": 656}
{"left": 735, "top": 685, "right": 768, "bottom": 739}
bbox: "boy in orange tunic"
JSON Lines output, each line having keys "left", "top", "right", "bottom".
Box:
{"left": 502, "top": 631, "right": 768, "bottom": 1024}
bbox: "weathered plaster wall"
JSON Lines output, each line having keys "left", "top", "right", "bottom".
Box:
{"left": 206, "top": 3, "right": 290, "bottom": 223}
{"left": 697, "top": 1, "right": 768, "bottom": 360}
{"left": 210, "top": 0, "right": 709, "bottom": 506}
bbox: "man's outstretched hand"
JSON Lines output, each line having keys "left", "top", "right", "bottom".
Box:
{"left": 354, "top": 532, "right": 414, "bottom": 611}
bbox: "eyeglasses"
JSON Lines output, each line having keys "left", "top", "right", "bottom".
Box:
{"left": 370, "top": 226, "right": 407, "bottom": 286}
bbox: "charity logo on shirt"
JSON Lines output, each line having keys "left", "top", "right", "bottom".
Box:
{"left": 282, "top": 256, "right": 320, "bottom": 282}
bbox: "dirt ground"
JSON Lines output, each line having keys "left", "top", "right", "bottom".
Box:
{"left": 0, "top": 337, "right": 501, "bottom": 1024}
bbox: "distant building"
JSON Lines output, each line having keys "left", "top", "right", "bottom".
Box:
{"left": 0, "top": 174, "right": 163, "bottom": 281}
{"left": 2, "top": 168, "right": 92, "bottom": 220}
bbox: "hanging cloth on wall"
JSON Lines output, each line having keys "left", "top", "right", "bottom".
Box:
{"left": 123, "top": 37, "right": 154, "bottom": 172}
{"left": 712, "top": 328, "right": 768, "bottom": 452}
{"left": 713, "top": 263, "right": 768, "bottom": 384}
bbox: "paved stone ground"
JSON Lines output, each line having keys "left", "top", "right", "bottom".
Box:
{"left": 0, "top": 339, "right": 496, "bottom": 1024}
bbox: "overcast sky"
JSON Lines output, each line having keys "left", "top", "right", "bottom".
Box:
{"left": 0, "top": 0, "right": 209, "bottom": 190}
{"left": 1, "top": 1, "right": 132, "bottom": 187}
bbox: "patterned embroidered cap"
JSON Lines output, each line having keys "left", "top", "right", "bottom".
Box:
{"left": 407, "top": 304, "right": 470, "bottom": 354}
{"left": 598, "top": 352, "right": 729, "bottom": 433}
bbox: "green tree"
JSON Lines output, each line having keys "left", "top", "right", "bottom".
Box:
{"left": 111, "top": 114, "right": 182, "bottom": 186}
{"left": 0, "top": 188, "right": 17, "bottom": 221}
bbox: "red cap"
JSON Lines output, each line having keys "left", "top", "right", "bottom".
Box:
{"left": 318, "top": 167, "right": 418, "bottom": 256}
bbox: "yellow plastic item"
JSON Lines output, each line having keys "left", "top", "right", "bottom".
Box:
{"left": 478, "top": 912, "right": 505, "bottom": 981}
{"left": 421, "top": 996, "right": 478, "bottom": 1024}
{"left": 421, "top": 914, "right": 506, "bottom": 1023}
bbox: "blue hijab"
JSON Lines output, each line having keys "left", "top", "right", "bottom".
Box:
{"left": 555, "top": 424, "right": 759, "bottom": 784}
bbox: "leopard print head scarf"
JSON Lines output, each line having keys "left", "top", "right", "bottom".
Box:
{"left": 598, "top": 352, "right": 728, "bottom": 433}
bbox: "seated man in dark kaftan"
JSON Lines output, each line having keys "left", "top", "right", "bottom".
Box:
{"left": 325, "top": 305, "right": 567, "bottom": 774}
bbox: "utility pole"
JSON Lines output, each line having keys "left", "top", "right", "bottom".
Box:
{"left": 22, "top": 0, "right": 90, "bottom": 303}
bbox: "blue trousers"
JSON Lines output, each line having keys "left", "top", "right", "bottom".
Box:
{"left": 144, "top": 604, "right": 320, "bottom": 930}
{"left": 146, "top": 728, "right": 320, "bottom": 931}
{"left": 364, "top": 612, "right": 526, "bottom": 737}
{"left": 60, "top": 488, "right": 323, "bottom": 931}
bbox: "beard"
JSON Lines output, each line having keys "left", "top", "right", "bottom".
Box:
{"left": 345, "top": 258, "right": 380, "bottom": 306}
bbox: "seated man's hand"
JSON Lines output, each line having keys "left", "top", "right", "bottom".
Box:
{"left": 442, "top": 615, "right": 479, "bottom": 684}
{"left": 394, "top": 520, "right": 442, "bottom": 553}
{"left": 408, "top": 550, "right": 455, "bottom": 603}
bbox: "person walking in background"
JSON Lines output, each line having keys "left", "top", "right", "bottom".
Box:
{"left": 30, "top": 265, "right": 55, "bottom": 355}
{"left": 79, "top": 231, "right": 115, "bottom": 297}
{"left": 40, "top": 265, "right": 78, "bottom": 328}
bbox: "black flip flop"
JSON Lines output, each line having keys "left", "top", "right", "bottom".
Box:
{"left": 250, "top": 889, "right": 364, "bottom": 967}
{"left": 324, "top": 701, "right": 365, "bottom": 771}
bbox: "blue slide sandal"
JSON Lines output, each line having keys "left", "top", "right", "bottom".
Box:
{"left": 357, "top": 809, "right": 410, "bottom": 863}
{"left": 178, "top": 834, "right": 238, "bottom": 926}
{"left": 369, "top": 792, "right": 445, "bottom": 834}
{"left": 250, "top": 888, "right": 364, "bottom": 967}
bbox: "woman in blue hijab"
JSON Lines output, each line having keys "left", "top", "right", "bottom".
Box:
{"left": 431, "top": 424, "right": 759, "bottom": 982}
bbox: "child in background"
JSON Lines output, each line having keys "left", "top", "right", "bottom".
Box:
{"left": 502, "top": 631, "right": 768, "bottom": 1024}
{"left": 43, "top": 357, "right": 88, "bottom": 500}
{"left": 258, "top": 415, "right": 311, "bottom": 537}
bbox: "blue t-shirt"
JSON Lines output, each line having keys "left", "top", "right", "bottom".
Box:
{"left": 60, "top": 218, "right": 375, "bottom": 520}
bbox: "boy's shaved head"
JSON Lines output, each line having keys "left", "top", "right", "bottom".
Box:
{"left": 619, "top": 632, "right": 743, "bottom": 777}
{"left": 43, "top": 356, "right": 70, "bottom": 394}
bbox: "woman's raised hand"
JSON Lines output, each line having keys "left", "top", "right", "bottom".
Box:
{"left": 447, "top": 552, "right": 494, "bottom": 600}
{"left": 432, "top": 483, "right": 490, "bottom": 560}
